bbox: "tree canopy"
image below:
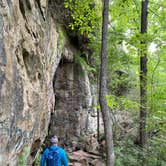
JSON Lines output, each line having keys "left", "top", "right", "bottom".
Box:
{"left": 64, "top": 0, "right": 166, "bottom": 165}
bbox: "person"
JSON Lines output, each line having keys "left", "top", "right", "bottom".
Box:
{"left": 40, "top": 135, "right": 68, "bottom": 166}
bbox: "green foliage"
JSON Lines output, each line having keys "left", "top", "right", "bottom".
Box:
{"left": 64, "top": 0, "right": 166, "bottom": 165}
{"left": 107, "top": 0, "right": 166, "bottom": 165}
{"left": 18, "top": 146, "right": 30, "bottom": 166}
{"left": 64, "top": 0, "right": 101, "bottom": 39}
{"left": 106, "top": 94, "right": 139, "bottom": 111}
{"left": 115, "top": 139, "right": 166, "bottom": 166}
{"left": 115, "top": 140, "right": 141, "bottom": 166}
{"left": 74, "top": 52, "right": 96, "bottom": 73}
{"left": 34, "top": 152, "right": 41, "bottom": 166}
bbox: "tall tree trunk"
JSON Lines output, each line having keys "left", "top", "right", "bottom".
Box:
{"left": 139, "top": 0, "right": 148, "bottom": 147}
{"left": 99, "top": 0, "right": 114, "bottom": 165}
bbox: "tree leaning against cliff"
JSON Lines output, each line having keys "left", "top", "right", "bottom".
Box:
{"left": 99, "top": 0, "right": 114, "bottom": 166}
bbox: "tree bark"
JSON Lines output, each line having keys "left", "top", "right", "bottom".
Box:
{"left": 99, "top": 0, "right": 114, "bottom": 165}
{"left": 97, "top": 105, "right": 100, "bottom": 142}
{"left": 139, "top": 0, "right": 148, "bottom": 147}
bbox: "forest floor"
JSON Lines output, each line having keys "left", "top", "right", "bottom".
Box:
{"left": 67, "top": 133, "right": 105, "bottom": 166}
{"left": 68, "top": 149, "right": 104, "bottom": 166}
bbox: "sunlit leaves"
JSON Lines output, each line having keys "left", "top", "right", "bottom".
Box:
{"left": 106, "top": 95, "right": 139, "bottom": 111}
{"left": 108, "top": 1, "right": 166, "bottom": 163}
{"left": 64, "top": 0, "right": 101, "bottom": 39}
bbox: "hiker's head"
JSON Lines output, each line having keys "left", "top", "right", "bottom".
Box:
{"left": 51, "top": 135, "right": 58, "bottom": 145}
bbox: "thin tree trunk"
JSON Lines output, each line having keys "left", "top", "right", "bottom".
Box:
{"left": 139, "top": 0, "right": 148, "bottom": 147}
{"left": 99, "top": 0, "right": 114, "bottom": 165}
{"left": 97, "top": 103, "right": 100, "bottom": 142}
{"left": 97, "top": 75, "right": 100, "bottom": 143}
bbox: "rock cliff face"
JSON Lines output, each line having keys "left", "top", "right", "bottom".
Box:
{"left": 0, "top": 0, "right": 97, "bottom": 165}
{"left": 0, "top": 0, "right": 59, "bottom": 165}
{"left": 49, "top": 53, "right": 96, "bottom": 146}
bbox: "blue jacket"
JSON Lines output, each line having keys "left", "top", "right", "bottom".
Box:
{"left": 40, "top": 146, "right": 68, "bottom": 166}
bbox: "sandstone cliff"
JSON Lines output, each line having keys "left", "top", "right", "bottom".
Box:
{"left": 0, "top": 0, "right": 97, "bottom": 165}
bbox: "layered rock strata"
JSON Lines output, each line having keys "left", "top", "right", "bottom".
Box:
{"left": 0, "top": 0, "right": 98, "bottom": 165}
